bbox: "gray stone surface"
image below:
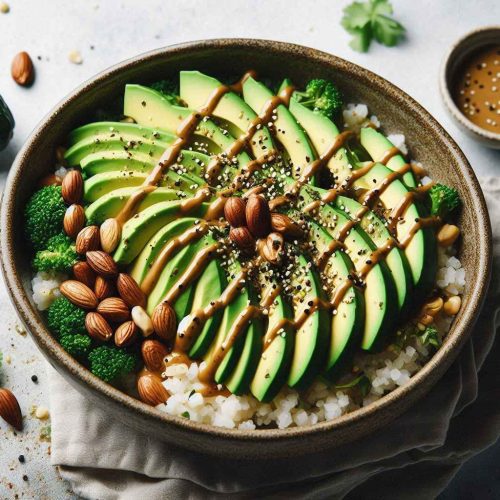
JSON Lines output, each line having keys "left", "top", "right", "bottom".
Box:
{"left": 0, "top": 0, "right": 498, "bottom": 498}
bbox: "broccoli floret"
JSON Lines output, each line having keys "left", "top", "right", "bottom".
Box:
{"left": 47, "top": 297, "right": 86, "bottom": 338}
{"left": 150, "top": 80, "right": 184, "bottom": 106}
{"left": 24, "top": 185, "right": 66, "bottom": 250}
{"left": 293, "top": 79, "right": 343, "bottom": 118}
{"left": 33, "top": 233, "right": 78, "bottom": 273}
{"left": 419, "top": 325, "right": 441, "bottom": 349}
{"left": 429, "top": 183, "right": 461, "bottom": 219}
{"left": 60, "top": 334, "right": 92, "bottom": 358}
{"left": 88, "top": 346, "right": 136, "bottom": 383}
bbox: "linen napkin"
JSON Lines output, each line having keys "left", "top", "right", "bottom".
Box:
{"left": 49, "top": 178, "right": 500, "bottom": 500}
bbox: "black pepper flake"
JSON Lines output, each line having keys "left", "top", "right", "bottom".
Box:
{"left": 18, "top": 455, "right": 25, "bottom": 463}
{"left": 31, "top": 375, "right": 38, "bottom": 383}
{"left": 22, "top": 475, "right": 28, "bottom": 482}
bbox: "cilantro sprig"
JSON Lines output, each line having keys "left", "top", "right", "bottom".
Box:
{"left": 341, "top": 0, "right": 405, "bottom": 52}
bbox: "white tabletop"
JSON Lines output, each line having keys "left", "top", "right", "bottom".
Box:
{"left": 0, "top": 0, "right": 498, "bottom": 497}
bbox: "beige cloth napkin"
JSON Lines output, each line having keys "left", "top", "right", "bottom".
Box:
{"left": 49, "top": 178, "right": 500, "bottom": 500}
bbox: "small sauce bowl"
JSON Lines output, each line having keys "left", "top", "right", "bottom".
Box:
{"left": 440, "top": 26, "right": 500, "bottom": 149}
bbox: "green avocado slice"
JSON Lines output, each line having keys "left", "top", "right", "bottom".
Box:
{"left": 180, "top": 71, "right": 274, "bottom": 159}
{"left": 287, "top": 253, "right": 330, "bottom": 390}
{"left": 242, "top": 77, "right": 317, "bottom": 181}
{"left": 250, "top": 285, "right": 294, "bottom": 402}
{"left": 307, "top": 220, "right": 365, "bottom": 379}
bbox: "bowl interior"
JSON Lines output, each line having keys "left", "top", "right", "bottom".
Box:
{"left": 1, "top": 40, "right": 492, "bottom": 457}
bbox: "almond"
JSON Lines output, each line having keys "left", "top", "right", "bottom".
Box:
{"left": 63, "top": 204, "right": 85, "bottom": 238}
{"left": 131, "top": 305, "right": 154, "bottom": 337}
{"left": 100, "top": 218, "right": 121, "bottom": 254}
{"left": 246, "top": 194, "right": 271, "bottom": 238}
{"left": 73, "top": 261, "right": 96, "bottom": 288}
{"left": 94, "top": 276, "right": 116, "bottom": 300}
{"left": 86, "top": 250, "right": 118, "bottom": 278}
{"left": 11, "top": 51, "right": 34, "bottom": 86}
{"left": 229, "top": 226, "right": 255, "bottom": 252}
{"left": 85, "top": 312, "right": 113, "bottom": 342}
{"left": 151, "top": 301, "right": 177, "bottom": 342}
{"left": 38, "top": 173, "right": 61, "bottom": 187}
{"left": 61, "top": 170, "right": 84, "bottom": 205}
{"left": 60, "top": 280, "right": 98, "bottom": 310}
{"left": 224, "top": 197, "right": 247, "bottom": 227}
{"left": 137, "top": 373, "right": 169, "bottom": 406}
{"left": 117, "top": 273, "right": 146, "bottom": 308}
{"left": 75, "top": 225, "right": 100, "bottom": 254}
{"left": 97, "top": 297, "right": 130, "bottom": 323}
{"left": 271, "top": 212, "right": 304, "bottom": 239}
{"left": 258, "top": 232, "right": 284, "bottom": 265}
{"left": 141, "top": 339, "right": 168, "bottom": 372}
{"left": 114, "top": 321, "right": 139, "bottom": 348}
{"left": 0, "top": 388, "right": 23, "bottom": 431}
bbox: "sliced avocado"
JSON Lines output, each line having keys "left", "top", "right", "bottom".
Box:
{"left": 287, "top": 253, "right": 330, "bottom": 390}
{"left": 113, "top": 200, "right": 209, "bottom": 265}
{"left": 288, "top": 97, "right": 353, "bottom": 185}
{"left": 129, "top": 217, "right": 198, "bottom": 285}
{"left": 242, "top": 77, "right": 317, "bottom": 180}
{"left": 307, "top": 220, "right": 365, "bottom": 379}
{"left": 68, "top": 121, "right": 175, "bottom": 145}
{"left": 250, "top": 285, "right": 294, "bottom": 402}
{"left": 123, "top": 84, "right": 253, "bottom": 173}
{"left": 353, "top": 162, "right": 437, "bottom": 299}
{"left": 180, "top": 71, "right": 274, "bottom": 159}
{"left": 187, "top": 258, "right": 227, "bottom": 359}
{"left": 360, "top": 127, "right": 416, "bottom": 188}
{"left": 85, "top": 187, "right": 181, "bottom": 225}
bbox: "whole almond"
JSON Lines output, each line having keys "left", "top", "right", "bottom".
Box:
{"left": 39, "top": 173, "right": 61, "bottom": 188}
{"left": 94, "top": 275, "right": 116, "bottom": 300}
{"left": 224, "top": 197, "right": 247, "bottom": 227}
{"left": 229, "top": 226, "right": 255, "bottom": 252}
{"left": 61, "top": 170, "right": 84, "bottom": 205}
{"left": 86, "top": 250, "right": 118, "bottom": 278}
{"left": 97, "top": 297, "right": 130, "bottom": 323}
{"left": 114, "top": 321, "right": 139, "bottom": 348}
{"left": 258, "top": 232, "right": 284, "bottom": 265}
{"left": 63, "top": 204, "right": 85, "bottom": 238}
{"left": 73, "top": 261, "right": 96, "bottom": 288}
{"left": 151, "top": 301, "right": 177, "bottom": 342}
{"left": 60, "top": 280, "right": 98, "bottom": 309}
{"left": 85, "top": 312, "right": 113, "bottom": 342}
{"left": 137, "top": 373, "right": 169, "bottom": 406}
{"left": 11, "top": 51, "right": 34, "bottom": 86}
{"left": 0, "top": 388, "right": 23, "bottom": 431}
{"left": 117, "top": 273, "right": 146, "bottom": 308}
{"left": 131, "top": 306, "right": 154, "bottom": 337}
{"left": 100, "top": 218, "right": 121, "bottom": 254}
{"left": 271, "top": 212, "right": 304, "bottom": 239}
{"left": 75, "top": 225, "right": 100, "bottom": 254}
{"left": 142, "top": 339, "right": 168, "bottom": 372}
{"left": 246, "top": 194, "right": 271, "bottom": 238}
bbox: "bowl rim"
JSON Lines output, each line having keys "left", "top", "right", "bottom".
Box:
{"left": 439, "top": 25, "right": 500, "bottom": 142}
{"left": 0, "top": 38, "right": 493, "bottom": 445}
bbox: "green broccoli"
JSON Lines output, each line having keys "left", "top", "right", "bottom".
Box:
{"left": 60, "top": 334, "right": 92, "bottom": 358}
{"left": 293, "top": 79, "right": 343, "bottom": 119}
{"left": 429, "top": 184, "right": 461, "bottom": 220}
{"left": 24, "top": 185, "right": 66, "bottom": 250}
{"left": 33, "top": 233, "right": 78, "bottom": 273}
{"left": 88, "top": 346, "right": 136, "bottom": 383}
{"left": 47, "top": 297, "right": 86, "bottom": 338}
{"left": 150, "top": 80, "right": 184, "bottom": 106}
{"left": 419, "top": 325, "right": 441, "bottom": 349}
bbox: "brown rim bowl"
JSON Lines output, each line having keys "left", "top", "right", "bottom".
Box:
{"left": 0, "top": 39, "right": 492, "bottom": 459}
{"left": 440, "top": 25, "right": 500, "bottom": 148}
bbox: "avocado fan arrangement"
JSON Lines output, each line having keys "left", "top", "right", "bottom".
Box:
{"left": 24, "top": 70, "right": 464, "bottom": 429}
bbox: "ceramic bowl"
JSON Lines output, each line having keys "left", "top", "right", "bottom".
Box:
{"left": 440, "top": 25, "right": 500, "bottom": 148}
{"left": 0, "top": 39, "right": 492, "bottom": 458}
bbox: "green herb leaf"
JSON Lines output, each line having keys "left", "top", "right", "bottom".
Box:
{"left": 341, "top": 0, "right": 405, "bottom": 52}
{"left": 181, "top": 411, "right": 190, "bottom": 419}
